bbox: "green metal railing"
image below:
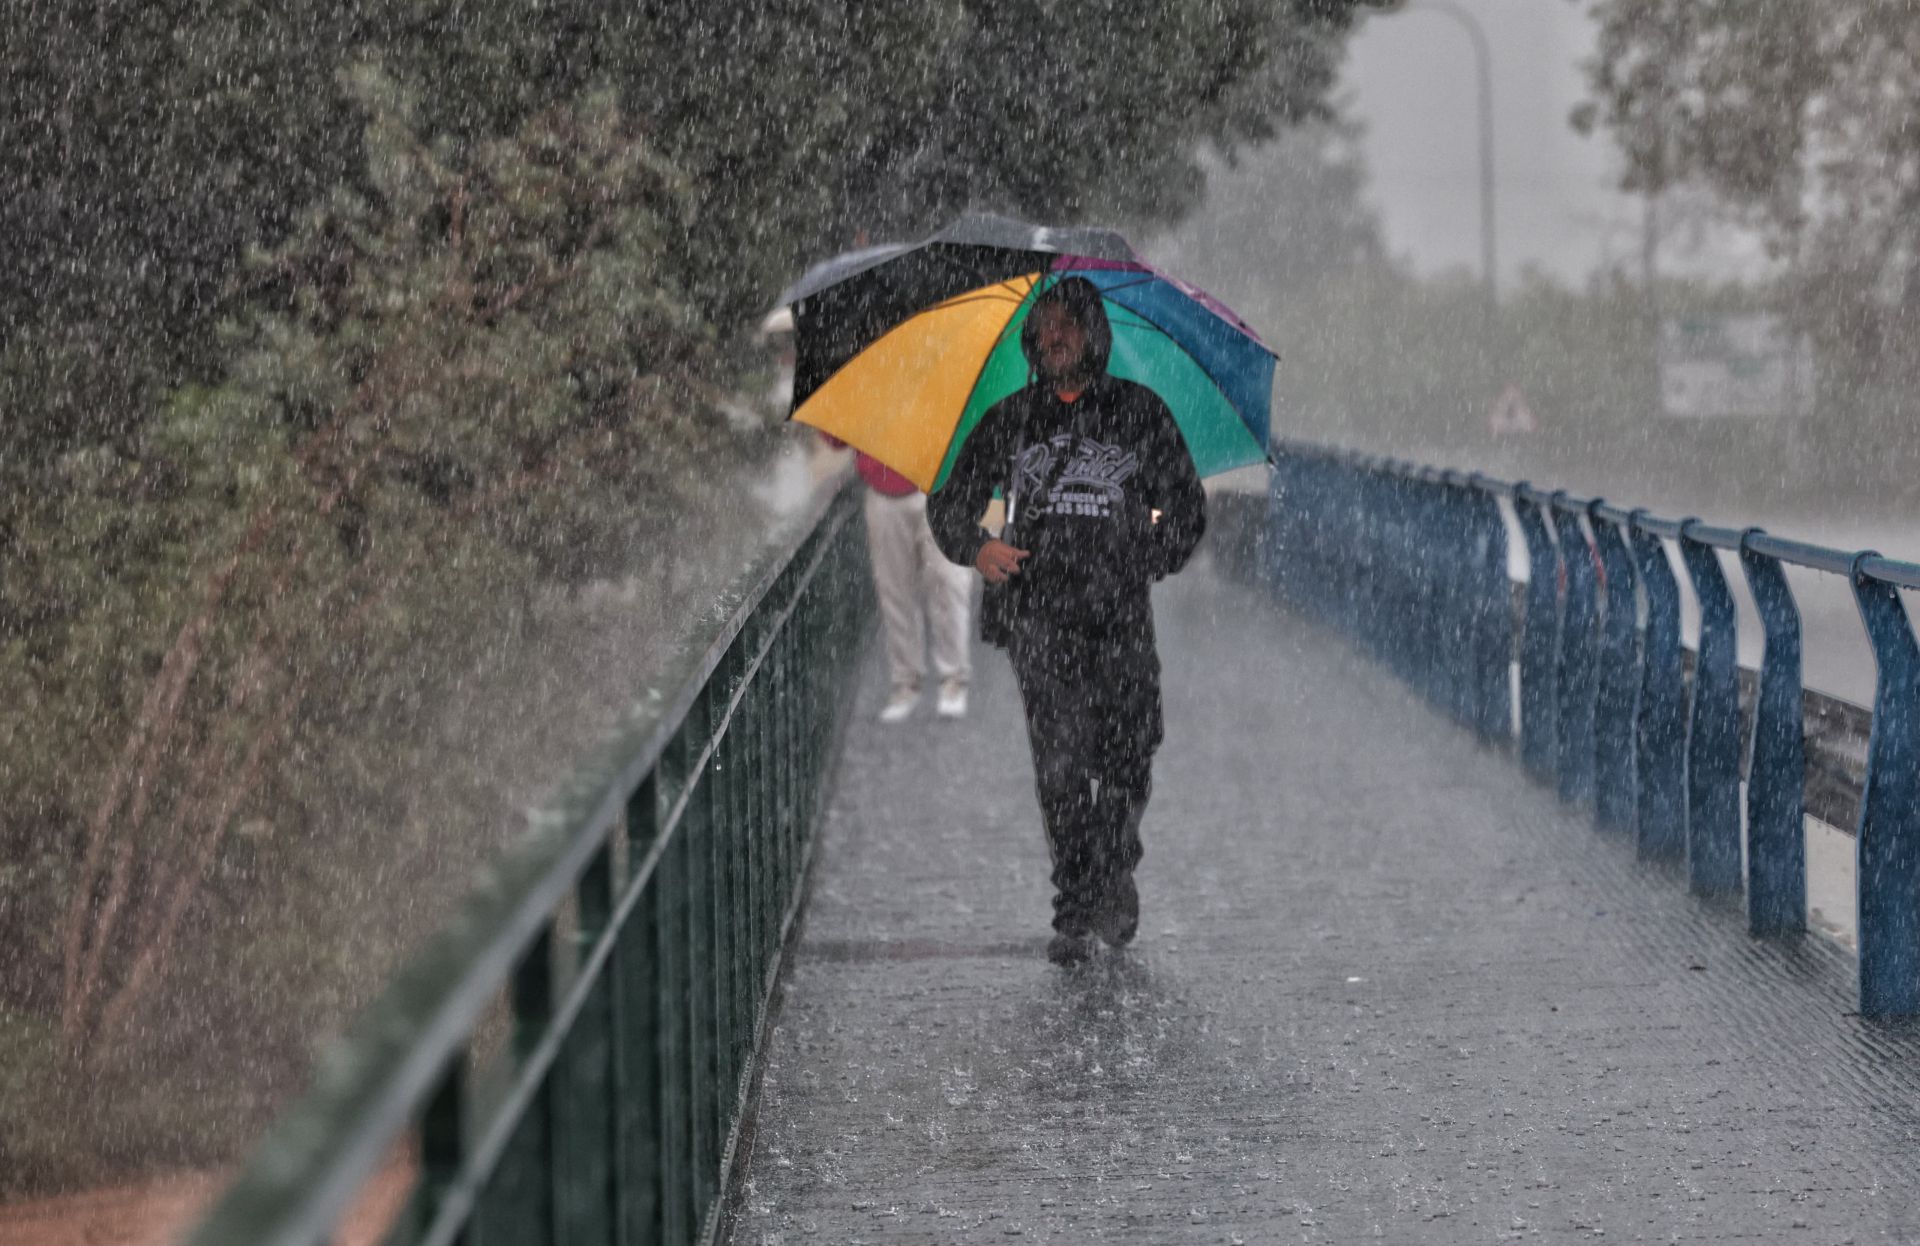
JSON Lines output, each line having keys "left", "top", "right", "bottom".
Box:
{"left": 185, "top": 480, "right": 873, "bottom": 1246}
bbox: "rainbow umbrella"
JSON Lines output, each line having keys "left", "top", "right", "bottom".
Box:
{"left": 781, "top": 213, "right": 1275, "bottom": 492}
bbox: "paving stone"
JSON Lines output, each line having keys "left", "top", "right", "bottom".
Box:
{"left": 729, "top": 559, "right": 1920, "bottom": 1244}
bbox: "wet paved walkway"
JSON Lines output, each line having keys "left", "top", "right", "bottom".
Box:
{"left": 730, "top": 556, "right": 1920, "bottom": 1244}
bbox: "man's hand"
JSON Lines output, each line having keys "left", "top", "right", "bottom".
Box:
{"left": 975, "top": 538, "right": 1030, "bottom": 584}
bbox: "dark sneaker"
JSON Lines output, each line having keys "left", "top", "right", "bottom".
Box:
{"left": 1093, "top": 874, "right": 1138, "bottom": 948}
{"left": 1046, "top": 930, "right": 1096, "bottom": 967}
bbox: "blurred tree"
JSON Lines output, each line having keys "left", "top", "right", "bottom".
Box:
{"left": 1144, "top": 116, "right": 1775, "bottom": 495}
{"left": 1573, "top": 0, "right": 1820, "bottom": 221}
{"left": 1141, "top": 118, "right": 1487, "bottom": 445}
{"left": 1144, "top": 118, "right": 1386, "bottom": 307}
{"left": 1575, "top": 0, "right": 1920, "bottom": 465}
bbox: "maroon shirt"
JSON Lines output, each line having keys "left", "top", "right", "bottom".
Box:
{"left": 820, "top": 435, "right": 917, "bottom": 496}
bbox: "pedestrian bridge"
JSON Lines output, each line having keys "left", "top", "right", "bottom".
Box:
{"left": 186, "top": 447, "right": 1920, "bottom": 1244}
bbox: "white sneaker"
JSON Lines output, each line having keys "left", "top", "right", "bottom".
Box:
{"left": 878, "top": 687, "right": 918, "bottom": 724}
{"left": 936, "top": 678, "right": 968, "bottom": 719}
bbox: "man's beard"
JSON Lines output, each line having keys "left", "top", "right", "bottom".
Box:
{"left": 1038, "top": 357, "right": 1094, "bottom": 390}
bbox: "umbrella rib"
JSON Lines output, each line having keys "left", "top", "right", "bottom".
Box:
{"left": 840, "top": 276, "right": 1033, "bottom": 382}
{"left": 1078, "top": 274, "right": 1160, "bottom": 295}
{"left": 928, "top": 276, "right": 1046, "bottom": 491}
{"left": 927, "top": 286, "right": 1033, "bottom": 313}
{"left": 1102, "top": 284, "right": 1270, "bottom": 368}
{"left": 799, "top": 274, "right": 1037, "bottom": 446}
{"left": 1101, "top": 292, "right": 1268, "bottom": 443}
{"left": 824, "top": 248, "right": 1034, "bottom": 330}
{"left": 925, "top": 246, "right": 1046, "bottom": 297}
{"left": 1102, "top": 306, "right": 1168, "bottom": 334}
{"left": 1076, "top": 268, "right": 1273, "bottom": 351}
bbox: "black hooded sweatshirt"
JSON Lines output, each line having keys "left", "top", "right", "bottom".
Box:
{"left": 927, "top": 295, "right": 1206, "bottom": 642}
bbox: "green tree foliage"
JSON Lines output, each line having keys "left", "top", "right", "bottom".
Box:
{"left": 3, "top": 1, "right": 1375, "bottom": 464}
{"left": 0, "top": 70, "right": 755, "bottom": 1188}
{"left": 515, "top": 0, "right": 1367, "bottom": 308}
{"left": 0, "top": 2, "right": 371, "bottom": 446}
{"left": 3, "top": 0, "right": 1383, "bottom": 1192}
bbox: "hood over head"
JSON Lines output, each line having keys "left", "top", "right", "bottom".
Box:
{"left": 1019, "top": 275, "right": 1111, "bottom": 378}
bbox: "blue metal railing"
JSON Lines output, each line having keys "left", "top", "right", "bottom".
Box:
{"left": 1228, "top": 440, "right": 1920, "bottom": 1020}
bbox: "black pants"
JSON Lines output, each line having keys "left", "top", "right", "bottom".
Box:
{"left": 1011, "top": 625, "right": 1163, "bottom": 933}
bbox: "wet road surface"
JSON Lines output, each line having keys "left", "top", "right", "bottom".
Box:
{"left": 730, "top": 558, "right": 1920, "bottom": 1243}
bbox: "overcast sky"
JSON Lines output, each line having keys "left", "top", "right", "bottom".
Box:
{"left": 1339, "top": 0, "right": 1763, "bottom": 288}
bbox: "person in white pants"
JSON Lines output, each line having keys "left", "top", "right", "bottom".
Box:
{"left": 864, "top": 483, "right": 974, "bottom": 722}
{"left": 824, "top": 438, "right": 973, "bottom": 721}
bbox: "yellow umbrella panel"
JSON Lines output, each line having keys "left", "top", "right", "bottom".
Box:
{"left": 792, "top": 275, "right": 1041, "bottom": 492}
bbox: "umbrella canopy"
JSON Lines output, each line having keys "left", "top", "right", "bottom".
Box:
{"left": 783, "top": 214, "right": 1275, "bottom": 492}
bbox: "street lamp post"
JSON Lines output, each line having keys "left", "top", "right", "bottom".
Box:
{"left": 1402, "top": 0, "right": 1498, "bottom": 322}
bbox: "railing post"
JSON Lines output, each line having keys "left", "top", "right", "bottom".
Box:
{"left": 1512, "top": 485, "right": 1559, "bottom": 780}
{"left": 780, "top": 610, "right": 802, "bottom": 902}
{"left": 1406, "top": 467, "right": 1427, "bottom": 697}
{"left": 715, "top": 643, "right": 746, "bottom": 1112}
{"left": 1265, "top": 454, "right": 1294, "bottom": 604}
{"left": 1679, "top": 521, "right": 1741, "bottom": 899}
{"left": 1849, "top": 553, "right": 1920, "bottom": 1020}
{"left": 613, "top": 774, "right": 662, "bottom": 1245}
{"left": 1465, "top": 475, "right": 1511, "bottom": 743}
{"left": 1589, "top": 506, "right": 1638, "bottom": 834}
{"left": 553, "top": 842, "right": 617, "bottom": 1246}
{"left": 1388, "top": 462, "right": 1413, "bottom": 678}
{"left": 1352, "top": 462, "right": 1373, "bottom": 644}
{"left": 1308, "top": 453, "right": 1331, "bottom": 615}
{"left": 1432, "top": 474, "right": 1470, "bottom": 725}
{"left": 1382, "top": 462, "right": 1406, "bottom": 667}
{"left": 1272, "top": 453, "right": 1298, "bottom": 607}
{"left": 1737, "top": 530, "right": 1806, "bottom": 937}
{"left": 1299, "top": 455, "right": 1329, "bottom": 621}
{"left": 658, "top": 742, "right": 696, "bottom": 1244}
{"left": 477, "top": 928, "right": 556, "bottom": 1245}
{"left": 752, "top": 616, "right": 777, "bottom": 987}
{"left": 1415, "top": 472, "right": 1444, "bottom": 710}
{"left": 701, "top": 696, "right": 730, "bottom": 1213}
{"left": 1397, "top": 472, "right": 1428, "bottom": 691}
{"left": 684, "top": 686, "right": 719, "bottom": 1229}
{"left": 411, "top": 1058, "right": 468, "bottom": 1246}
{"left": 1628, "top": 513, "right": 1686, "bottom": 863}
{"left": 1404, "top": 472, "right": 1434, "bottom": 693}
{"left": 1552, "top": 495, "right": 1599, "bottom": 805}
{"left": 1430, "top": 475, "right": 1466, "bottom": 720}
{"left": 1351, "top": 462, "right": 1382, "bottom": 657}
{"left": 1316, "top": 455, "right": 1345, "bottom": 625}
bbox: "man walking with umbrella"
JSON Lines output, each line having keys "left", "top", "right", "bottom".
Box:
{"left": 781, "top": 214, "right": 1272, "bottom": 963}
{"left": 928, "top": 276, "right": 1206, "bottom": 966}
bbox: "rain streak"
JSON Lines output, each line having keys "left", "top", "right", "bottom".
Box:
{"left": 4, "top": 2, "right": 1920, "bottom": 1243}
